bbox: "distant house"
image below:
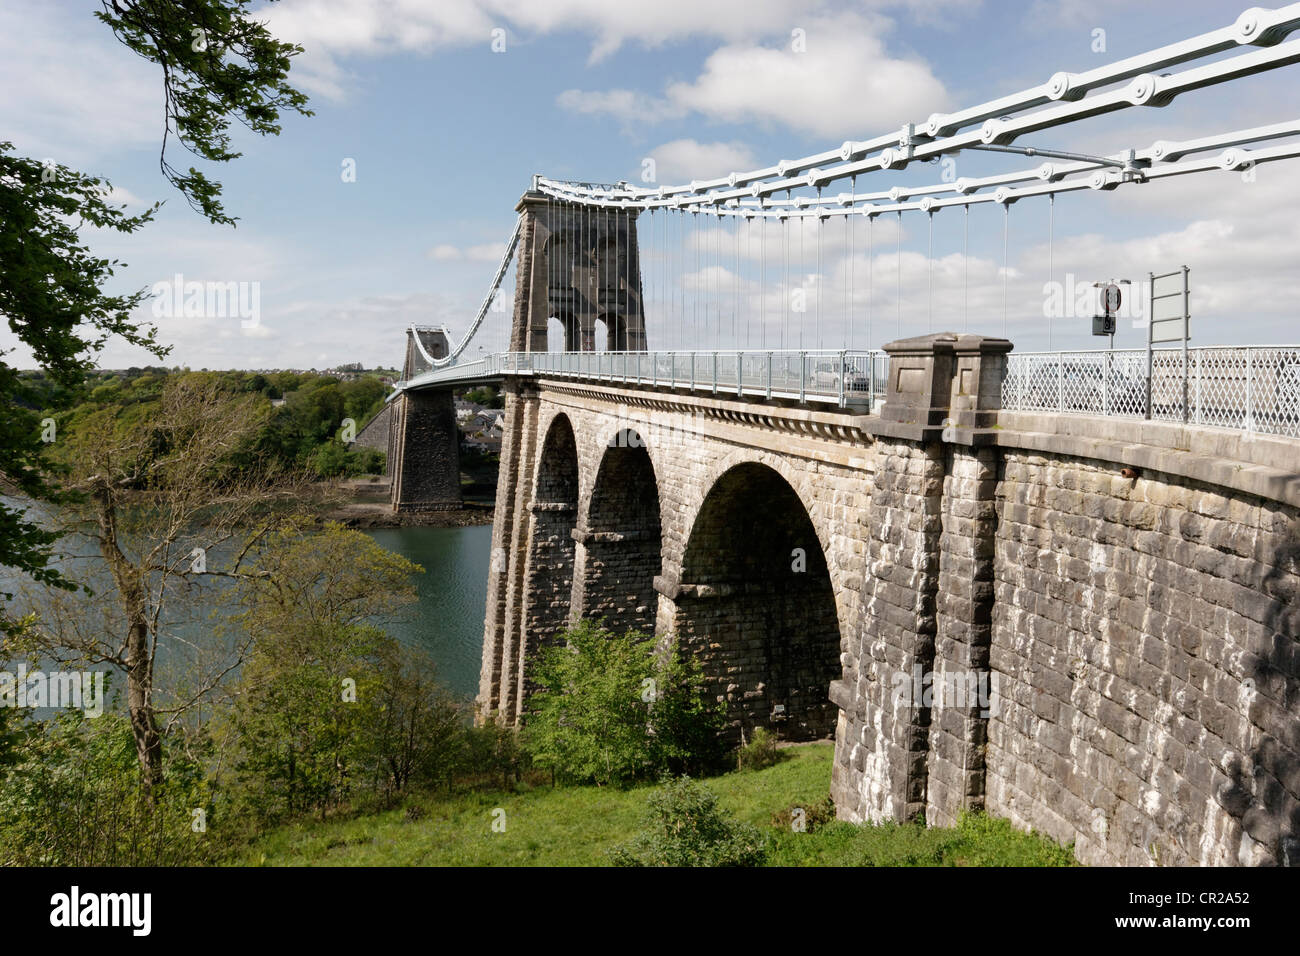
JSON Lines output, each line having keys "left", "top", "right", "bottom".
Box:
{"left": 464, "top": 435, "right": 502, "bottom": 455}
{"left": 455, "top": 399, "right": 484, "bottom": 424}
{"left": 469, "top": 410, "right": 503, "bottom": 434}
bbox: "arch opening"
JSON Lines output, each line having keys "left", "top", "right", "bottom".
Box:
{"left": 546, "top": 316, "right": 570, "bottom": 353}
{"left": 571, "top": 429, "right": 662, "bottom": 635}
{"left": 674, "top": 463, "right": 841, "bottom": 743}
{"left": 519, "top": 415, "right": 580, "bottom": 700}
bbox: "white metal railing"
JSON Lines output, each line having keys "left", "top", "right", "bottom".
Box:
{"left": 400, "top": 349, "right": 887, "bottom": 410}
{"left": 1003, "top": 346, "right": 1300, "bottom": 438}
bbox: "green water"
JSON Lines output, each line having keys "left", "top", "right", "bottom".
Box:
{"left": 1, "top": 496, "right": 493, "bottom": 707}
{"left": 361, "top": 524, "right": 492, "bottom": 703}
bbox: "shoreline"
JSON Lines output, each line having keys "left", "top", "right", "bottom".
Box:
{"left": 327, "top": 477, "right": 495, "bottom": 528}
{"left": 330, "top": 501, "right": 494, "bottom": 529}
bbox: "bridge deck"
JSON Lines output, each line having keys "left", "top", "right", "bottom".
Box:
{"left": 397, "top": 349, "right": 887, "bottom": 410}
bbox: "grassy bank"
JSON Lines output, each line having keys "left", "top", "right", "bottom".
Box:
{"left": 243, "top": 744, "right": 1077, "bottom": 867}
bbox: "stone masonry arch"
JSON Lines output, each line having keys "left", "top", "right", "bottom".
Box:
{"left": 515, "top": 413, "right": 580, "bottom": 706}
{"left": 569, "top": 427, "right": 663, "bottom": 636}
{"left": 665, "top": 444, "right": 857, "bottom": 637}
{"left": 479, "top": 333, "right": 1300, "bottom": 867}
{"left": 667, "top": 461, "right": 843, "bottom": 743}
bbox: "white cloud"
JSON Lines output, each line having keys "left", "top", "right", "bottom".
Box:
{"left": 555, "top": 88, "right": 684, "bottom": 124}
{"left": 261, "top": 0, "right": 978, "bottom": 97}
{"left": 100, "top": 184, "right": 149, "bottom": 209}
{"left": 0, "top": 3, "right": 159, "bottom": 163}
{"left": 258, "top": 0, "right": 497, "bottom": 98}
{"left": 427, "top": 241, "right": 508, "bottom": 262}
{"left": 647, "top": 140, "right": 757, "bottom": 183}
{"left": 262, "top": 0, "right": 811, "bottom": 75}
{"left": 560, "top": 14, "right": 952, "bottom": 140}
{"left": 467, "top": 242, "right": 508, "bottom": 261}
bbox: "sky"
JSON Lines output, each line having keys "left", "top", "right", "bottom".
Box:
{"left": 1, "top": 0, "right": 1297, "bottom": 370}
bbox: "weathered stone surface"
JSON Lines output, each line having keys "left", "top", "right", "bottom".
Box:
{"left": 469, "top": 313, "right": 1300, "bottom": 867}
{"left": 984, "top": 446, "right": 1300, "bottom": 866}
{"left": 388, "top": 389, "right": 461, "bottom": 511}
{"left": 481, "top": 385, "right": 876, "bottom": 743}
{"left": 350, "top": 401, "right": 392, "bottom": 466}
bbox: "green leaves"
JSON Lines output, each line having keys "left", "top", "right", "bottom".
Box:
{"left": 93, "top": 0, "right": 312, "bottom": 225}
{"left": 523, "top": 621, "right": 726, "bottom": 787}
{"left": 0, "top": 709, "right": 219, "bottom": 866}
{"left": 225, "top": 524, "right": 442, "bottom": 823}
{"left": 0, "top": 145, "right": 165, "bottom": 597}
{"left": 610, "top": 776, "right": 767, "bottom": 867}
{"left": 234, "top": 522, "right": 422, "bottom": 636}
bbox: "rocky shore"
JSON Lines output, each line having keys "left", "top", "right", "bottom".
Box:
{"left": 331, "top": 501, "right": 493, "bottom": 528}
{"left": 325, "top": 477, "right": 494, "bottom": 528}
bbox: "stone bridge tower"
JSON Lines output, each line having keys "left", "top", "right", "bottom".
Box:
{"left": 389, "top": 327, "right": 462, "bottom": 511}
{"left": 510, "top": 188, "right": 647, "bottom": 353}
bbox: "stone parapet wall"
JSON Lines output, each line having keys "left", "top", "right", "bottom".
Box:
{"left": 472, "top": 332, "right": 1298, "bottom": 866}
{"left": 985, "top": 445, "right": 1298, "bottom": 865}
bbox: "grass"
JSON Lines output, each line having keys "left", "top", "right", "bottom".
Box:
{"left": 241, "top": 743, "right": 1076, "bottom": 867}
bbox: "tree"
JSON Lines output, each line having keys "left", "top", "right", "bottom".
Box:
{"left": 1, "top": 0, "right": 310, "bottom": 631}
{"left": 228, "top": 522, "right": 420, "bottom": 643}
{"left": 93, "top": 0, "right": 312, "bottom": 226}
{"left": 523, "top": 621, "right": 726, "bottom": 786}
{"left": 357, "top": 641, "right": 464, "bottom": 800}
{"left": 0, "top": 148, "right": 163, "bottom": 617}
{"left": 229, "top": 620, "right": 387, "bottom": 822}
{"left": 461, "top": 385, "right": 504, "bottom": 409}
{"left": 8, "top": 377, "right": 309, "bottom": 792}
{"left": 223, "top": 525, "right": 424, "bottom": 820}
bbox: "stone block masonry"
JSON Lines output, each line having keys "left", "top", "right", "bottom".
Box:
{"left": 467, "top": 190, "right": 1299, "bottom": 865}
{"left": 985, "top": 447, "right": 1299, "bottom": 865}
{"left": 388, "top": 389, "right": 461, "bottom": 512}
{"left": 389, "top": 328, "right": 462, "bottom": 512}
{"left": 475, "top": 331, "right": 1299, "bottom": 866}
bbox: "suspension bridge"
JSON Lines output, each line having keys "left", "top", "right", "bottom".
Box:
{"left": 383, "top": 6, "right": 1300, "bottom": 867}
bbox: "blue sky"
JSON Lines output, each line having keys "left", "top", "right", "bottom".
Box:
{"left": 2, "top": 0, "right": 1297, "bottom": 369}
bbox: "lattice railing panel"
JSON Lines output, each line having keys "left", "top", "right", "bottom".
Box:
{"left": 1005, "top": 347, "right": 1300, "bottom": 438}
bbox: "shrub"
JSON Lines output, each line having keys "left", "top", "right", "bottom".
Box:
{"left": 353, "top": 447, "right": 384, "bottom": 475}
{"left": 645, "top": 642, "right": 729, "bottom": 777}
{"left": 354, "top": 641, "right": 466, "bottom": 801}
{"left": 311, "top": 439, "right": 350, "bottom": 477}
{"left": 0, "top": 709, "right": 220, "bottom": 866}
{"left": 459, "top": 722, "right": 529, "bottom": 791}
{"left": 224, "top": 621, "right": 386, "bottom": 824}
{"left": 522, "top": 621, "right": 725, "bottom": 786}
{"left": 737, "top": 726, "right": 783, "bottom": 771}
{"left": 771, "top": 795, "right": 836, "bottom": 832}
{"left": 610, "top": 776, "right": 767, "bottom": 867}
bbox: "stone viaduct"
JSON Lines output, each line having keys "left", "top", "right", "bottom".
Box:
{"left": 395, "top": 194, "right": 1300, "bottom": 867}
